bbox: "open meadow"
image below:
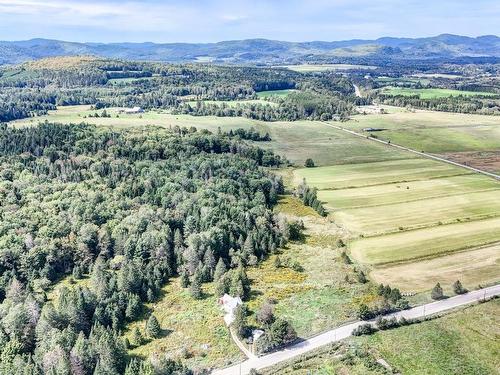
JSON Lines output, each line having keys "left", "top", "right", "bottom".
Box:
{"left": 343, "top": 108, "right": 500, "bottom": 173}
{"left": 381, "top": 86, "right": 498, "bottom": 99}
{"left": 263, "top": 299, "right": 500, "bottom": 375}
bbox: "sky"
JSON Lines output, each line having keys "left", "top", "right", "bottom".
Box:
{"left": 0, "top": 0, "right": 498, "bottom": 43}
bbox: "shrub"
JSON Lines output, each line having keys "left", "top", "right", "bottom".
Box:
{"left": 352, "top": 323, "right": 377, "bottom": 336}
{"left": 304, "top": 158, "right": 315, "bottom": 168}
{"left": 453, "top": 280, "right": 467, "bottom": 295}
{"left": 431, "top": 282, "right": 444, "bottom": 300}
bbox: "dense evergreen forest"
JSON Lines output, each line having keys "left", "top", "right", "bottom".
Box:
{"left": 0, "top": 57, "right": 360, "bottom": 123}
{"left": 0, "top": 122, "right": 291, "bottom": 374}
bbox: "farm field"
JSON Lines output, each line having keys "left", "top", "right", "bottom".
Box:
{"left": 11, "top": 105, "right": 412, "bottom": 166}
{"left": 319, "top": 174, "right": 500, "bottom": 209}
{"left": 282, "top": 64, "right": 378, "bottom": 72}
{"left": 256, "top": 89, "right": 297, "bottom": 98}
{"left": 381, "top": 87, "right": 498, "bottom": 98}
{"left": 370, "top": 243, "right": 500, "bottom": 291}
{"left": 343, "top": 108, "right": 500, "bottom": 173}
{"left": 262, "top": 300, "right": 500, "bottom": 375}
{"left": 358, "top": 299, "right": 500, "bottom": 375}
{"left": 293, "top": 158, "right": 467, "bottom": 190}
{"left": 294, "top": 147, "right": 500, "bottom": 290}
{"left": 350, "top": 216, "right": 500, "bottom": 265}
{"left": 185, "top": 98, "right": 277, "bottom": 107}
{"left": 334, "top": 189, "right": 500, "bottom": 235}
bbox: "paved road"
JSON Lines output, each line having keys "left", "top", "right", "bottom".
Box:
{"left": 212, "top": 285, "right": 500, "bottom": 374}
{"left": 321, "top": 121, "right": 500, "bottom": 181}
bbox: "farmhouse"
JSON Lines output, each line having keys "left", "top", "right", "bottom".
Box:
{"left": 120, "top": 106, "right": 144, "bottom": 114}
{"left": 218, "top": 294, "right": 243, "bottom": 326}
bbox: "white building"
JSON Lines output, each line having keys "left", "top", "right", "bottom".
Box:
{"left": 121, "top": 106, "right": 144, "bottom": 114}
{"left": 219, "top": 294, "right": 243, "bottom": 326}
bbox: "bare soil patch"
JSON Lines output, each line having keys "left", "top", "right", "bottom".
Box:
{"left": 436, "top": 151, "right": 500, "bottom": 174}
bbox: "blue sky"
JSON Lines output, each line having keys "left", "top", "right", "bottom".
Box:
{"left": 0, "top": 0, "right": 498, "bottom": 42}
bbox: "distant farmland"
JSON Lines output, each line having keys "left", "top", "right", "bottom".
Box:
{"left": 381, "top": 87, "right": 498, "bottom": 99}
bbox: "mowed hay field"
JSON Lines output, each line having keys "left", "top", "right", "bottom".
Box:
{"left": 343, "top": 108, "right": 500, "bottom": 173}
{"left": 381, "top": 86, "right": 499, "bottom": 99}
{"left": 358, "top": 300, "right": 500, "bottom": 375}
{"left": 294, "top": 155, "right": 500, "bottom": 291}
{"left": 344, "top": 108, "right": 500, "bottom": 154}
{"left": 11, "top": 105, "right": 412, "bottom": 166}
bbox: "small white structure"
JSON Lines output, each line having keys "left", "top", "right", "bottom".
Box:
{"left": 252, "top": 329, "right": 264, "bottom": 343}
{"left": 121, "top": 106, "right": 144, "bottom": 114}
{"left": 219, "top": 294, "right": 243, "bottom": 326}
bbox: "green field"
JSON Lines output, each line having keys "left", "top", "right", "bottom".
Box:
{"left": 12, "top": 105, "right": 412, "bottom": 167}
{"left": 282, "top": 64, "right": 377, "bottom": 72}
{"left": 185, "top": 98, "right": 277, "bottom": 107}
{"left": 294, "top": 153, "right": 500, "bottom": 289}
{"left": 319, "top": 174, "right": 500, "bottom": 209}
{"left": 345, "top": 109, "right": 500, "bottom": 154}
{"left": 256, "top": 89, "right": 297, "bottom": 98}
{"left": 359, "top": 300, "right": 500, "bottom": 375}
{"left": 262, "top": 300, "right": 500, "bottom": 375}
{"left": 350, "top": 216, "right": 500, "bottom": 265}
{"left": 293, "top": 159, "right": 466, "bottom": 190}
{"left": 382, "top": 87, "right": 498, "bottom": 99}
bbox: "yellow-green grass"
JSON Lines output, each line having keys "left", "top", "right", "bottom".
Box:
{"left": 263, "top": 300, "right": 500, "bottom": 375}
{"left": 184, "top": 99, "right": 277, "bottom": 107}
{"left": 319, "top": 174, "right": 500, "bottom": 210}
{"left": 247, "top": 196, "right": 372, "bottom": 338}
{"left": 349, "top": 216, "right": 500, "bottom": 265}
{"left": 255, "top": 89, "right": 297, "bottom": 98}
{"left": 382, "top": 87, "right": 498, "bottom": 99}
{"left": 282, "top": 64, "right": 377, "bottom": 72}
{"left": 333, "top": 190, "right": 500, "bottom": 235}
{"left": 11, "top": 105, "right": 412, "bottom": 166}
{"left": 344, "top": 109, "right": 500, "bottom": 153}
{"left": 370, "top": 243, "right": 500, "bottom": 292}
{"left": 357, "top": 300, "right": 500, "bottom": 375}
{"left": 126, "top": 278, "right": 242, "bottom": 370}
{"left": 247, "top": 243, "right": 372, "bottom": 338}
{"left": 293, "top": 159, "right": 467, "bottom": 190}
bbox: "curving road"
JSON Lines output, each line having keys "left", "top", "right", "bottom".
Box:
{"left": 321, "top": 121, "right": 500, "bottom": 181}
{"left": 212, "top": 284, "right": 500, "bottom": 375}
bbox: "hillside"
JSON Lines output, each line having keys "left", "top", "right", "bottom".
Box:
{"left": 0, "top": 34, "right": 499, "bottom": 65}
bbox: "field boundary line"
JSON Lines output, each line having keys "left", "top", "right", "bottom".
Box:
{"left": 319, "top": 121, "right": 500, "bottom": 181}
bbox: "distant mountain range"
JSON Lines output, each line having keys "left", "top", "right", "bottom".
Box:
{"left": 1, "top": 34, "right": 499, "bottom": 65}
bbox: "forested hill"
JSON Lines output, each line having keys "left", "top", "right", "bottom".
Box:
{"left": 1, "top": 34, "right": 499, "bottom": 65}
{"left": 0, "top": 122, "right": 287, "bottom": 374}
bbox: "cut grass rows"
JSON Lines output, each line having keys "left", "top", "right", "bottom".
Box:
{"left": 350, "top": 216, "right": 500, "bottom": 265}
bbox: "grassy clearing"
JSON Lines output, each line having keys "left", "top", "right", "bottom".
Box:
{"left": 185, "top": 99, "right": 277, "bottom": 107}
{"left": 246, "top": 196, "right": 372, "bottom": 338}
{"left": 125, "top": 278, "right": 242, "bottom": 371}
{"left": 344, "top": 109, "right": 500, "bottom": 153}
{"left": 256, "top": 89, "right": 297, "bottom": 98}
{"left": 382, "top": 87, "right": 498, "bottom": 99}
{"left": 370, "top": 243, "right": 500, "bottom": 292}
{"left": 293, "top": 159, "right": 466, "bottom": 190}
{"left": 349, "top": 216, "right": 500, "bottom": 265}
{"left": 11, "top": 105, "right": 411, "bottom": 166}
{"left": 282, "top": 64, "right": 377, "bottom": 72}
{"left": 262, "top": 300, "right": 500, "bottom": 375}
{"left": 334, "top": 189, "right": 500, "bottom": 235}
{"left": 358, "top": 300, "right": 500, "bottom": 375}
{"left": 319, "top": 174, "right": 500, "bottom": 209}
